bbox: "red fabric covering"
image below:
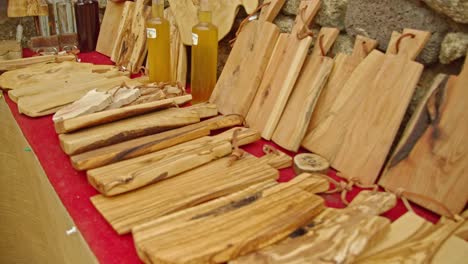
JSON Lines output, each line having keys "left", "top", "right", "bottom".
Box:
{"left": 3, "top": 51, "right": 439, "bottom": 264}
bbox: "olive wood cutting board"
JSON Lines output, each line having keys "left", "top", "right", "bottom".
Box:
{"left": 132, "top": 173, "right": 326, "bottom": 263}
{"left": 87, "top": 127, "right": 260, "bottom": 196}
{"left": 232, "top": 191, "right": 396, "bottom": 263}
{"left": 54, "top": 94, "right": 192, "bottom": 134}
{"left": 379, "top": 56, "right": 468, "bottom": 216}
{"left": 70, "top": 115, "right": 243, "bottom": 170}
{"left": 17, "top": 76, "right": 141, "bottom": 117}
{"left": 96, "top": 0, "right": 126, "bottom": 56}
{"left": 0, "top": 54, "right": 76, "bottom": 73}
{"left": 301, "top": 29, "right": 430, "bottom": 185}
{"left": 209, "top": 0, "right": 285, "bottom": 116}
{"left": 271, "top": 27, "right": 339, "bottom": 151}
{"left": 91, "top": 145, "right": 291, "bottom": 234}
{"left": 302, "top": 35, "right": 378, "bottom": 148}
{"left": 246, "top": 0, "right": 321, "bottom": 140}
{"left": 111, "top": 0, "right": 151, "bottom": 73}
{"left": 167, "top": 0, "right": 259, "bottom": 45}
{"left": 59, "top": 103, "right": 218, "bottom": 155}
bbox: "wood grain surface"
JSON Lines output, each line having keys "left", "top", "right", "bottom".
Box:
{"left": 96, "top": 1, "right": 126, "bottom": 56}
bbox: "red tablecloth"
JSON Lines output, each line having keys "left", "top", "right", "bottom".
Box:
{"left": 4, "top": 51, "right": 439, "bottom": 264}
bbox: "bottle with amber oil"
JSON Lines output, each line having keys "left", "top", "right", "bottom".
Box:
{"left": 191, "top": 0, "right": 218, "bottom": 104}
{"left": 146, "top": 0, "right": 171, "bottom": 83}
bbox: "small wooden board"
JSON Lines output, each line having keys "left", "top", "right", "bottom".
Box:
{"left": 0, "top": 40, "right": 22, "bottom": 60}
{"left": 132, "top": 173, "right": 325, "bottom": 263}
{"left": 166, "top": 7, "right": 187, "bottom": 86}
{"left": 379, "top": 56, "right": 468, "bottom": 216}
{"left": 70, "top": 115, "right": 243, "bottom": 170}
{"left": 232, "top": 191, "right": 396, "bottom": 263}
{"left": 301, "top": 29, "right": 430, "bottom": 185}
{"left": 55, "top": 94, "right": 192, "bottom": 134}
{"left": 58, "top": 104, "right": 218, "bottom": 155}
{"left": 302, "top": 35, "right": 378, "bottom": 149}
{"left": 0, "top": 55, "right": 76, "bottom": 73}
{"left": 96, "top": 1, "right": 126, "bottom": 56}
{"left": 7, "top": 0, "right": 48, "bottom": 17}
{"left": 91, "top": 146, "right": 292, "bottom": 234}
{"left": 293, "top": 153, "right": 330, "bottom": 175}
{"left": 167, "top": 0, "right": 259, "bottom": 45}
{"left": 209, "top": 0, "right": 285, "bottom": 116}
{"left": 87, "top": 128, "right": 260, "bottom": 196}
{"left": 272, "top": 27, "right": 339, "bottom": 151}
{"left": 246, "top": 0, "right": 321, "bottom": 140}
{"left": 111, "top": 0, "right": 151, "bottom": 73}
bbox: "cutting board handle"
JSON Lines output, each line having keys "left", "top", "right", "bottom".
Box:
{"left": 291, "top": 0, "right": 321, "bottom": 37}
{"left": 386, "top": 29, "right": 431, "bottom": 61}
{"left": 311, "top": 27, "right": 339, "bottom": 57}
{"left": 259, "top": 0, "right": 286, "bottom": 22}
{"left": 351, "top": 35, "right": 378, "bottom": 59}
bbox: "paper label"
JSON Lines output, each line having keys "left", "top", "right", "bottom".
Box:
{"left": 192, "top": 33, "right": 199, "bottom": 45}
{"left": 146, "top": 28, "right": 157, "bottom": 39}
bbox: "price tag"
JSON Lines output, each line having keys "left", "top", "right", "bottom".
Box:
{"left": 192, "top": 33, "right": 199, "bottom": 45}
{"left": 146, "top": 28, "right": 157, "bottom": 39}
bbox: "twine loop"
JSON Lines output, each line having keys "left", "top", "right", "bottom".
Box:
{"left": 296, "top": 6, "right": 314, "bottom": 40}
{"left": 395, "top": 33, "right": 415, "bottom": 53}
{"left": 228, "top": 128, "right": 246, "bottom": 166}
{"left": 229, "top": 2, "right": 271, "bottom": 47}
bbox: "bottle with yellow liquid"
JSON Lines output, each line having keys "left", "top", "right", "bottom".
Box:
{"left": 146, "top": 0, "right": 171, "bottom": 82}
{"left": 191, "top": 0, "right": 218, "bottom": 104}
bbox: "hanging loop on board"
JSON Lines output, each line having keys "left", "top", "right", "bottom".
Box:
{"left": 361, "top": 41, "right": 369, "bottom": 56}
{"left": 318, "top": 35, "right": 325, "bottom": 56}
{"left": 296, "top": 6, "right": 314, "bottom": 40}
{"left": 395, "top": 33, "right": 416, "bottom": 53}
{"left": 228, "top": 128, "right": 246, "bottom": 166}
{"left": 229, "top": 2, "right": 272, "bottom": 47}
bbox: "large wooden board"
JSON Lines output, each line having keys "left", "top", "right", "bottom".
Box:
{"left": 301, "top": 29, "right": 430, "bottom": 185}
{"left": 87, "top": 128, "right": 260, "bottom": 196}
{"left": 246, "top": 0, "right": 321, "bottom": 140}
{"left": 272, "top": 27, "right": 339, "bottom": 151}
{"left": 111, "top": 0, "right": 151, "bottom": 73}
{"left": 232, "top": 191, "right": 396, "bottom": 263}
{"left": 70, "top": 115, "right": 243, "bottom": 170}
{"left": 167, "top": 0, "right": 259, "bottom": 45}
{"left": 209, "top": 0, "right": 285, "bottom": 116}
{"left": 166, "top": 7, "right": 187, "bottom": 86}
{"left": 379, "top": 57, "right": 468, "bottom": 216}
{"left": 132, "top": 173, "right": 325, "bottom": 263}
{"left": 54, "top": 94, "right": 192, "bottom": 134}
{"left": 302, "top": 35, "right": 378, "bottom": 149}
{"left": 17, "top": 76, "right": 140, "bottom": 117}
{"left": 58, "top": 104, "right": 218, "bottom": 155}
{"left": 91, "top": 147, "right": 292, "bottom": 234}
{"left": 96, "top": 1, "right": 126, "bottom": 56}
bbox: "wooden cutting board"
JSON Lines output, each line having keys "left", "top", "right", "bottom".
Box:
{"left": 91, "top": 146, "right": 292, "bottom": 234}
{"left": 232, "top": 191, "right": 396, "bottom": 263}
{"left": 59, "top": 104, "right": 217, "bottom": 155}
{"left": 271, "top": 27, "right": 339, "bottom": 151}
{"left": 167, "top": 0, "right": 259, "bottom": 45}
{"left": 7, "top": 0, "right": 48, "bottom": 17}
{"left": 209, "top": 0, "right": 285, "bottom": 116}
{"left": 132, "top": 173, "right": 325, "bottom": 264}
{"left": 166, "top": 7, "right": 187, "bottom": 86}
{"left": 246, "top": 0, "right": 321, "bottom": 140}
{"left": 111, "top": 0, "right": 151, "bottom": 73}
{"left": 301, "top": 29, "right": 430, "bottom": 185}
{"left": 0, "top": 54, "right": 76, "bottom": 73}
{"left": 87, "top": 128, "right": 260, "bottom": 196}
{"left": 379, "top": 55, "right": 468, "bottom": 216}
{"left": 302, "top": 35, "right": 378, "bottom": 149}
{"left": 70, "top": 115, "right": 243, "bottom": 170}
{"left": 17, "top": 76, "right": 140, "bottom": 117}
{"left": 96, "top": 1, "right": 126, "bottom": 56}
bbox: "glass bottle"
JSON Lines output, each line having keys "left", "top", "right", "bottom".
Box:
{"left": 74, "top": 0, "right": 100, "bottom": 52}
{"left": 146, "top": 0, "right": 171, "bottom": 83}
{"left": 191, "top": 0, "right": 218, "bottom": 104}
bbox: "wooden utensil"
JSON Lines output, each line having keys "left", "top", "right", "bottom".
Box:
{"left": 132, "top": 173, "right": 325, "bottom": 264}
{"left": 232, "top": 191, "right": 396, "bottom": 263}
{"left": 70, "top": 115, "right": 243, "bottom": 170}
{"left": 379, "top": 55, "right": 468, "bottom": 217}
{"left": 54, "top": 94, "right": 192, "bottom": 134}
{"left": 96, "top": 1, "right": 126, "bottom": 56}
{"left": 59, "top": 104, "right": 217, "bottom": 155}
{"left": 87, "top": 128, "right": 260, "bottom": 196}
{"left": 167, "top": 0, "right": 259, "bottom": 45}
{"left": 91, "top": 146, "right": 292, "bottom": 234}
{"left": 209, "top": 0, "right": 285, "bottom": 116}
{"left": 246, "top": 0, "right": 321, "bottom": 140}
{"left": 272, "top": 27, "right": 339, "bottom": 151}
{"left": 302, "top": 35, "right": 378, "bottom": 149}
{"left": 111, "top": 0, "right": 151, "bottom": 73}
{"left": 301, "top": 29, "right": 430, "bottom": 185}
